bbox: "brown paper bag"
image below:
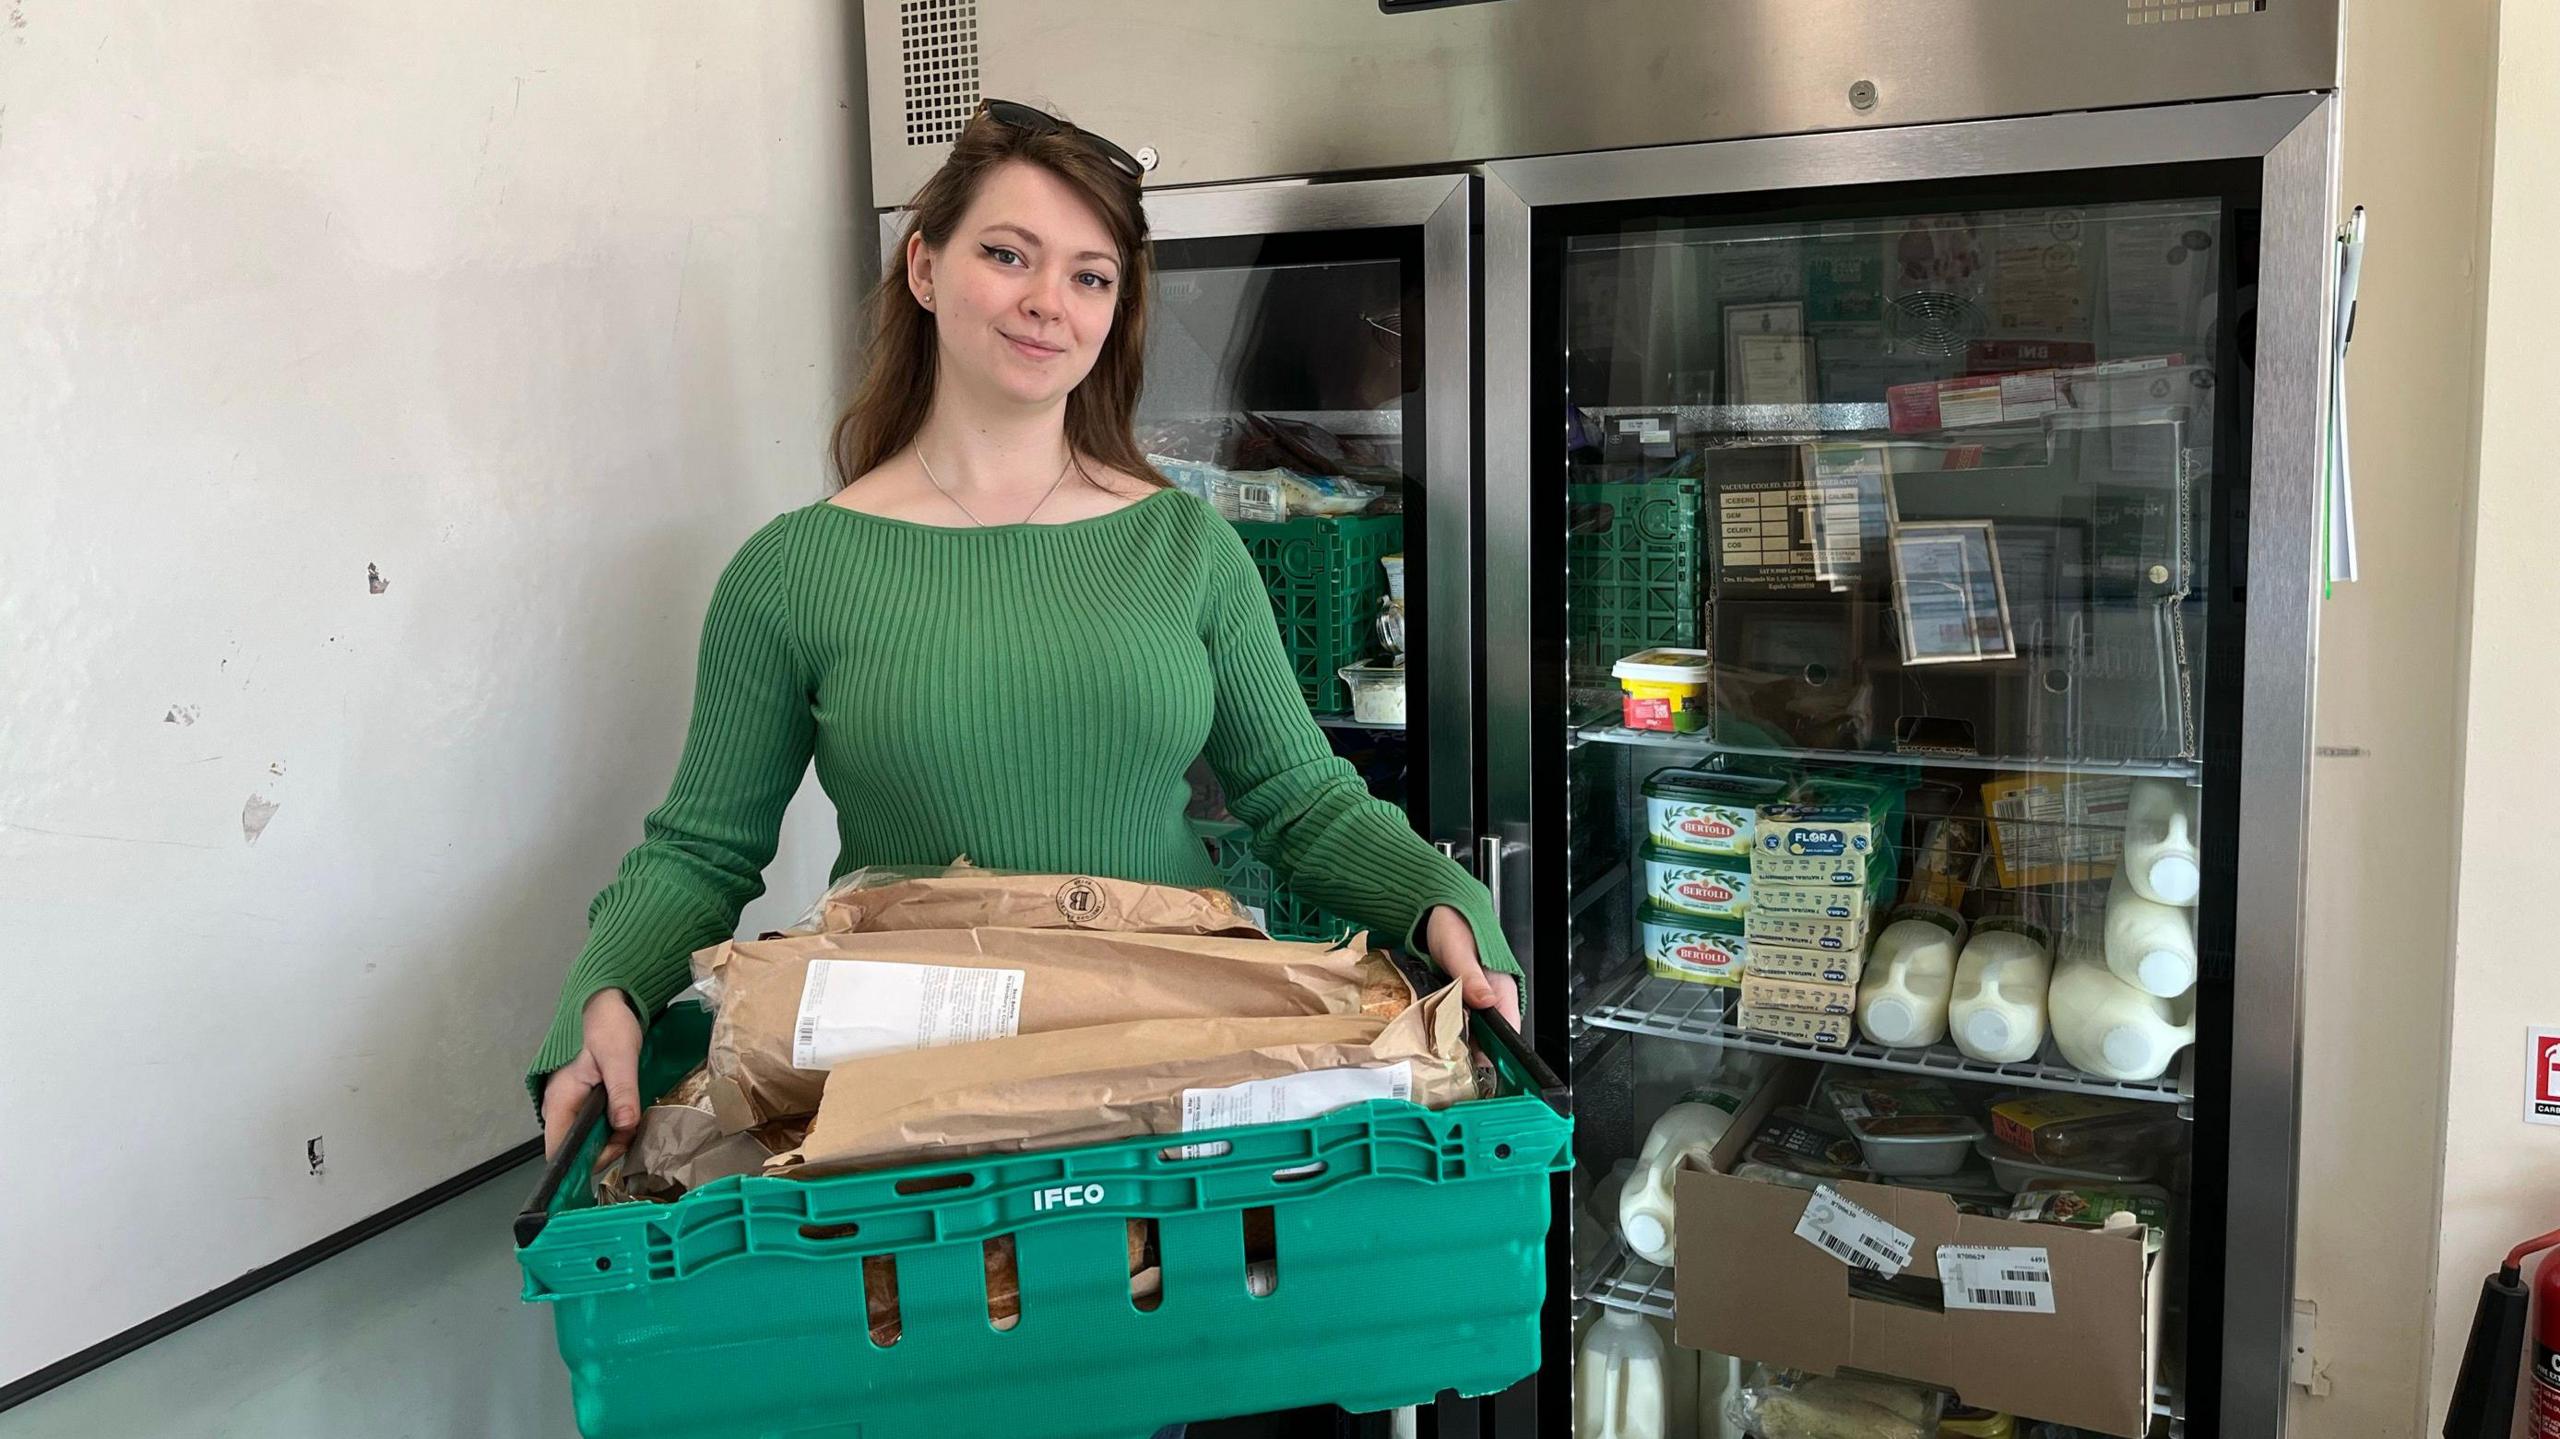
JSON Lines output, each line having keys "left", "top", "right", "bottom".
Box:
{"left": 692, "top": 927, "right": 1400, "bottom": 1132}
{"left": 771, "top": 984, "right": 1478, "bottom": 1178}
{"left": 592, "top": 1068, "right": 806, "bottom": 1204}
{"left": 800, "top": 864, "right": 1264, "bottom": 939}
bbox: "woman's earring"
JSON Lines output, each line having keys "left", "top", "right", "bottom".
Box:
{"left": 921, "top": 290, "right": 934, "bottom": 309}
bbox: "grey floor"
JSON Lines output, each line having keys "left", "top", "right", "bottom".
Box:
{"left": 1, "top": 1160, "right": 577, "bottom": 1439}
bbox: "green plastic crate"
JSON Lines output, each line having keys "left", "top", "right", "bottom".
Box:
{"left": 516, "top": 1003, "right": 1570, "bottom": 1439}
{"left": 1192, "top": 817, "right": 1356, "bottom": 944}
{"left": 1567, "top": 479, "right": 1703, "bottom": 685}
{"left": 1232, "top": 514, "right": 1403, "bottom": 715}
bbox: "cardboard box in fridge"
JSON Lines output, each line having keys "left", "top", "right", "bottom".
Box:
{"left": 1672, "top": 1063, "right": 2163, "bottom": 1438}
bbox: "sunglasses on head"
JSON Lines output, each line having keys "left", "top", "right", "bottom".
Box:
{"left": 978, "top": 98, "right": 1145, "bottom": 183}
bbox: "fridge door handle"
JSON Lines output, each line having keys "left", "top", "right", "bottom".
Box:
{"left": 1478, "top": 834, "right": 1507, "bottom": 917}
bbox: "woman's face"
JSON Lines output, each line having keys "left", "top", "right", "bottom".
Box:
{"left": 911, "top": 160, "right": 1124, "bottom": 412}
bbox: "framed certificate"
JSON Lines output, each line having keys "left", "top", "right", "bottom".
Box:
{"left": 1890, "top": 520, "right": 2018, "bottom": 665}
{"left": 1725, "top": 302, "right": 1813, "bottom": 406}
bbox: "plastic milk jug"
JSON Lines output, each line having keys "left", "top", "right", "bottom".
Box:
{"left": 1618, "top": 1084, "right": 1749, "bottom": 1266}
{"left": 1949, "top": 917, "right": 2054, "bottom": 1064}
{"left": 2050, "top": 929, "right": 2198, "bottom": 1081}
{"left": 1855, "top": 907, "right": 1966, "bottom": 1049}
{"left": 2121, "top": 778, "right": 2202, "bottom": 905}
{"left": 1575, "top": 1308, "right": 1668, "bottom": 1439}
{"left": 2103, "top": 867, "right": 2200, "bottom": 998}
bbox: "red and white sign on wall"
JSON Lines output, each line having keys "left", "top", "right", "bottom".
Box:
{"left": 2529, "top": 1029, "right": 2560, "bottom": 1126}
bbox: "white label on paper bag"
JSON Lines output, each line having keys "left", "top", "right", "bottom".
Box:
{"left": 1175, "top": 1063, "right": 1414, "bottom": 1159}
{"left": 792, "top": 960, "right": 1024, "bottom": 1070}
{"left": 1938, "top": 1244, "right": 2058, "bottom": 1314}
{"left": 1794, "top": 1185, "right": 1914, "bottom": 1276}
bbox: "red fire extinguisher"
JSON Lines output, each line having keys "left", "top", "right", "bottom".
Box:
{"left": 2445, "top": 1226, "right": 2560, "bottom": 1438}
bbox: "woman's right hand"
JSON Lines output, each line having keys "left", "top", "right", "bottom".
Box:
{"left": 541, "top": 989, "right": 647, "bottom": 1162}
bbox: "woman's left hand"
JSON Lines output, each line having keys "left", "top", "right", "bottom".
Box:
{"left": 1421, "top": 905, "right": 1522, "bottom": 1032}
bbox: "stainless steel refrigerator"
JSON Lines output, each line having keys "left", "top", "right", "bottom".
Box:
{"left": 865, "top": 5, "right": 2343, "bottom": 1435}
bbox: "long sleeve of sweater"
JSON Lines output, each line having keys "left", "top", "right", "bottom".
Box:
{"left": 528, "top": 518, "right": 814, "bottom": 1086}
{"left": 1196, "top": 523, "right": 1520, "bottom": 981}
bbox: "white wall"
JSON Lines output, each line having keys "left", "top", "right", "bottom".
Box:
{"left": 2430, "top": 2, "right": 2560, "bottom": 1425}
{"left": 0, "top": 2, "right": 869, "bottom": 1385}
{"left": 2286, "top": 0, "right": 2497, "bottom": 1432}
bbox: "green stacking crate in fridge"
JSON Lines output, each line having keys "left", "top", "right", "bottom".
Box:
{"left": 1232, "top": 513, "right": 1402, "bottom": 715}
{"left": 1567, "top": 477, "right": 1703, "bottom": 680}
{"left": 516, "top": 998, "right": 1571, "bottom": 1439}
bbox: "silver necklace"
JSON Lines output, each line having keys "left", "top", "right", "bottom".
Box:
{"left": 916, "top": 445, "right": 1077, "bottom": 528}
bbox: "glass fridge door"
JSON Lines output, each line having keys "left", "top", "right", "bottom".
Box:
{"left": 1137, "top": 176, "right": 1477, "bottom": 934}
{"left": 1487, "top": 100, "right": 2335, "bottom": 1439}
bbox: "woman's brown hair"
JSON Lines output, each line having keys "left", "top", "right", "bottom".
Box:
{"left": 829, "top": 107, "right": 1165, "bottom": 491}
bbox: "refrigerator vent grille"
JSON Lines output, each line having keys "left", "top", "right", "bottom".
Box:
{"left": 2125, "top": 0, "right": 2268, "bottom": 23}
{"left": 899, "top": 0, "right": 979, "bottom": 147}
{"left": 1885, "top": 290, "right": 1984, "bottom": 358}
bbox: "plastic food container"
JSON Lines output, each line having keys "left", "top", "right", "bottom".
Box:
{"left": 1336, "top": 662, "right": 1407, "bottom": 726}
{"left": 1611, "top": 647, "right": 1713, "bottom": 733}
{"left": 1639, "top": 903, "right": 1744, "bottom": 986}
{"left": 1823, "top": 1073, "right": 1987, "bottom": 1177}
{"left": 1974, "top": 1135, "right": 2157, "bottom": 1191}
{"left": 1839, "top": 1112, "right": 1986, "bottom": 1177}
{"left": 1640, "top": 843, "right": 1752, "bottom": 921}
{"left": 1641, "top": 766, "right": 1789, "bottom": 857}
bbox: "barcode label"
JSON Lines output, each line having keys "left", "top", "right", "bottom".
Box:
{"left": 1984, "top": 777, "right": 2132, "bottom": 884}
{"left": 1793, "top": 1186, "right": 1914, "bottom": 1277}
{"left": 1938, "top": 1245, "right": 2058, "bottom": 1314}
{"left": 792, "top": 960, "right": 1025, "bottom": 1071}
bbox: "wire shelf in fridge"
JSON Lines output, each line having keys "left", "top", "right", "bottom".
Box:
{"left": 1571, "top": 723, "right": 2202, "bottom": 783}
{"left": 1579, "top": 969, "right": 2190, "bottom": 1106}
{"left": 1578, "top": 1241, "right": 1677, "bottom": 1320}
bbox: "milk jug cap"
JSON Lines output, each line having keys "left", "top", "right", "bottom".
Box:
{"left": 1963, "top": 1010, "right": 2014, "bottom": 1054}
{"left": 2147, "top": 853, "right": 2201, "bottom": 905}
{"left": 1622, "top": 1212, "right": 1669, "bottom": 1256}
{"left": 2102, "top": 1026, "right": 2154, "bottom": 1073}
{"left": 2136, "top": 948, "right": 2195, "bottom": 997}
{"left": 1866, "top": 996, "right": 1918, "bottom": 1046}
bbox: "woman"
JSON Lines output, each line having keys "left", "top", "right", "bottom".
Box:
{"left": 531, "top": 102, "right": 1520, "bottom": 1166}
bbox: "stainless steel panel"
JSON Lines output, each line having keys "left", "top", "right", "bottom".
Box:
{"left": 864, "top": 0, "right": 2340, "bottom": 204}
{"left": 1142, "top": 177, "right": 1479, "bottom": 850}
{"left": 1420, "top": 179, "right": 1477, "bottom": 854}
{"left": 1490, "top": 92, "right": 2326, "bottom": 207}
{"left": 2220, "top": 93, "right": 2336, "bottom": 1439}
{"left": 1481, "top": 170, "right": 1538, "bottom": 984}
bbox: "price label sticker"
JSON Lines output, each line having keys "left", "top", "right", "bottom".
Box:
{"left": 1938, "top": 1244, "right": 2058, "bottom": 1314}
{"left": 1793, "top": 1185, "right": 1915, "bottom": 1277}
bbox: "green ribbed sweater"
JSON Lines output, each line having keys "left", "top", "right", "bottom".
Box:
{"left": 529, "top": 487, "right": 1517, "bottom": 1090}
